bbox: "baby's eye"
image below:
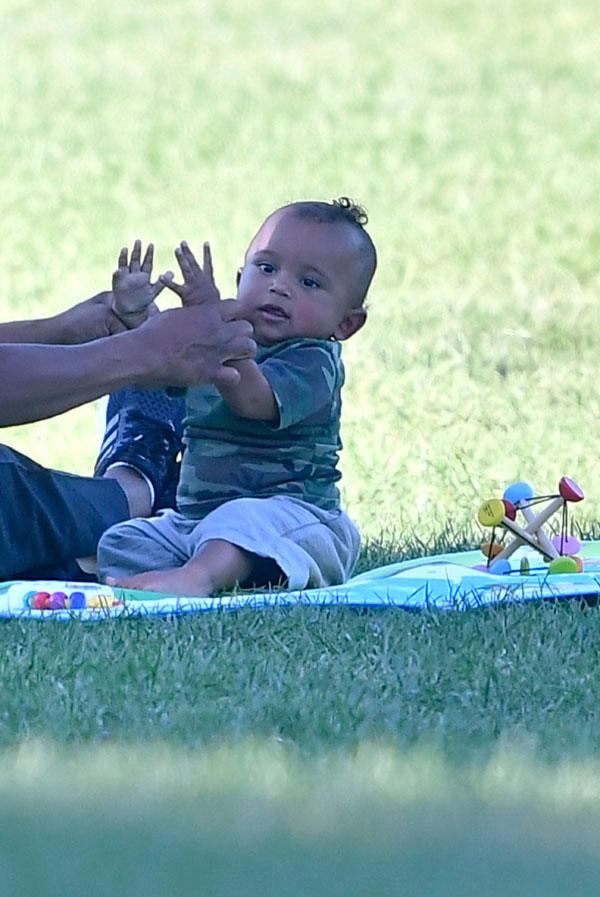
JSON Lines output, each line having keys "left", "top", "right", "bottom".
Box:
{"left": 256, "top": 261, "right": 275, "bottom": 274}
{"left": 301, "top": 276, "right": 321, "bottom": 289}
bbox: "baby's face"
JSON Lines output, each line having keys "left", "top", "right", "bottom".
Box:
{"left": 235, "top": 209, "right": 366, "bottom": 346}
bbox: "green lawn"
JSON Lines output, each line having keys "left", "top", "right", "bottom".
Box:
{"left": 1, "top": 0, "right": 600, "bottom": 893}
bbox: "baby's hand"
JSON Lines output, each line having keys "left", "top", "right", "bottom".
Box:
{"left": 160, "top": 241, "right": 221, "bottom": 307}
{"left": 112, "top": 240, "right": 173, "bottom": 328}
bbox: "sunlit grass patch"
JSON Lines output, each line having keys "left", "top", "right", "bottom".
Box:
{"left": 0, "top": 0, "right": 598, "bottom": 538}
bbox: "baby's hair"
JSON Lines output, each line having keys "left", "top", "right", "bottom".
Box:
{"left": 284, "top": 197, "right": 377, "bottom": 305}
{"left": 292, "top": 196, "right": 369, "bottom": 227}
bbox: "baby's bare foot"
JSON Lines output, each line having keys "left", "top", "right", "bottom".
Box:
{"left": 106, "top": 567, "right": 214, "bottom": 597}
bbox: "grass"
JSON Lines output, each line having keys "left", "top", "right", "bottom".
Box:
{"left": 1, "top": 0, "right": 600, "bottom": 892}
{"left": 1, "top": 0, "right": 599, "bottom": 540}
{"left": 3, "top": 575, "right": 600, "bottom": 894}
{"left": 3, "top": 591, "right": 600, "bottom": 756}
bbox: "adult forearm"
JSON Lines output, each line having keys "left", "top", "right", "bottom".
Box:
{"left": 0, "top": 292, "right": 128, "bottom": 346}
{"left": 0, "top": 316, "right": 69, "bottom": 345}
{"left": 0, "top": 337, "right": 147, "bottom": 427}
{"left": 0, "top": 303, "right": 258, "bottom": 426}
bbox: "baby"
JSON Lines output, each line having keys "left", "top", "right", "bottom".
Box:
{"left": 98, "top": 197, "right": 377, "bottom": 596}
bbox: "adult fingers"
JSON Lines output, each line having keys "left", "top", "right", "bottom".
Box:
{"left": 108, "top": 314, "right": 129, "bottom": 335}
{"left": 141, "top": 243, "right": 154, "bottom": 274}
{"left": 219, "top": 298, "right": 240, "bottom": 321}
{"left": 227, "top": 318, "right": 255, "bottom": 338}
{"left": 130, "top": 239, "right": 142, "bottom": 272}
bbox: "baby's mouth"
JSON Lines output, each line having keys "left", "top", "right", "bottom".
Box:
{"left": 258, "top": 304, "right": 290, "bottom": 320}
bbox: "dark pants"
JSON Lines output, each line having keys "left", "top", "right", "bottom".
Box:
{"left": 0, "top": 445, "right": 129, "bottom": 580}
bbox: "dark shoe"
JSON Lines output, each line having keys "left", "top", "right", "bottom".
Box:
{"left": 94, "top": 388, "right": 185, "bottom": 511}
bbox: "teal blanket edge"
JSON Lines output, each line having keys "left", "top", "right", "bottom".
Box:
{"left": 1, "top": 542, "right": 600, "bottom": 620}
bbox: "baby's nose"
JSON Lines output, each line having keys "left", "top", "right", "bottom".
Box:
{"left": 269, "top": 274, "right": 292, "bottom": 297}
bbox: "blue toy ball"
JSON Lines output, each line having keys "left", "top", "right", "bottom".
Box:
{"left": 503, "top": 481, "right": 534, "bottom": 506}
{"left": 69, "top": 591, "right": 86, "bottom": 609}
{"left": 490, "top": 558, "right": 512, "bottom": 575}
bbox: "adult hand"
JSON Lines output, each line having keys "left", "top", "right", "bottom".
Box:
{"left": 129, "top": 304, "right": 256, "bottom": 389}
{"left": 112, "top": 240, "right": 172, "bottom": 328}
{"left": 50, "top": 291, "right": 129, "bottom": 344}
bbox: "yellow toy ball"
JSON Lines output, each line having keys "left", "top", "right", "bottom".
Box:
{"left": 477, "top": 499, "right": 506, "bottom": 528}
{"left": 87, "top": 593, "right": 114, "bottom": 609}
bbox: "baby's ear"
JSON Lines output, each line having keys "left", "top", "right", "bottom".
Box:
{"left": 333, "top": 308, "right": 367, "bottom": 341}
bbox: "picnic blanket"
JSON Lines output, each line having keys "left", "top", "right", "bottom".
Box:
{"left": 1, "top": 541, "right": 600, "bottom": 620}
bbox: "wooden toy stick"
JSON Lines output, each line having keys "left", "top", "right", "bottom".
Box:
{"left": 493, "top": 517, "right": 551, "bottom": 561}
{"left": 521, "top": 495, "right": 563, "bottom": 529}
{"left": 493, "top": 496, "right": 564, "bottom": 563}
{"left": 520, "top": 500, "right": 562, "bottom": 559}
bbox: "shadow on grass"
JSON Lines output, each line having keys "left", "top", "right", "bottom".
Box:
{"left": 1, "top": 741, "right": 599, "bottom": 897}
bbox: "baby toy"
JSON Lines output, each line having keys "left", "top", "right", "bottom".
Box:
{"left": 20, "top": 585, "right": 123, "bottom": 611}
{"left": 477, "top": 477, "right": 584, "bottom": 575}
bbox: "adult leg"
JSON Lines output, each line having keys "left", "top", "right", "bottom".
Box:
{"left": 2, "top": 387, "right": 186, "bottom": 581}
{"left": 0, "top": 445, "right": 129, "bottom": 580}
{"left": 94, "top": 386, "right": 185, "bottom": 511}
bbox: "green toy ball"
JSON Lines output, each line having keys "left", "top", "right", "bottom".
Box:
{"left": 548, "top": 557, "right": 578, "bottom": 575}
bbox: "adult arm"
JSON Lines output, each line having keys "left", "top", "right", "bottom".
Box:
{"left": 0, "top": 292, "right": 128, "bottom": 345}
{"left": 0, "top": 339, "right": 153, "bottom": 425}
{"left": 0, "top": 305, "right": 255, "bottom": 427}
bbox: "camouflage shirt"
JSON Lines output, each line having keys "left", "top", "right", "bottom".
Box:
{"left": 177, "top": 338, "right": 345, "bottom": 518}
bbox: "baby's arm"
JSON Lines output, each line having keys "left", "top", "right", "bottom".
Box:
{"left": 222, "top": 343, "right": 340, "bottom": 427}
{"left": 217, "top": 358, "right": 278, "bottom": 421}
{"left": 112, "top": 240, "right": 172, "bottom": 328}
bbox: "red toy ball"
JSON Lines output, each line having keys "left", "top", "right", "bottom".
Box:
{"left": 502, "top": 499, "right": 517, "bottom": 521}
{"left": 559, "top": 477, "right": 584, "bottom": 503}
{"left": 32, "top": 592, "right": 51, "bottom": 610}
